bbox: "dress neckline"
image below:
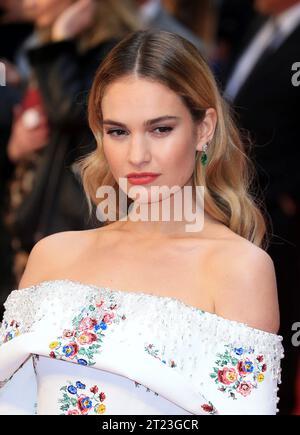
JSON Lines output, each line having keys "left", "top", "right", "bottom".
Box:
{"left": 16, "top": 278, "right": 283, "bottom": 341}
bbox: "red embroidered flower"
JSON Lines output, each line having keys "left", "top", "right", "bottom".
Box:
{"left": 102, "top": 312, "right": 115, "bottom": 322}
{"left": 201, "top": 403, "right": 214, "bottom": 413}
{"left": 99, "top": 392, "right": 106, "bottom": 402}
{"left": 62, "top": 342, "right": 79, "bottom": 359}
{"left": 237, "top": 360, "right": 254, "bottom": 376}
{"left": 79, "top": 317, "right": 97, "bottom": 331}
{"left": 90, "top": 385, "right": 99, "bottom": 394}
{"left": 77, "top": 395, "right": 93, "bottom": 414}
{"left": 262, "top": 364, "right": 267, "bottom": 372}
{"left": 217, "top": 367, "right": 238, "bottom": 385}
{"left": 236, "top": 381, "right": 253, "bottom": 397}
{"left": 67, "top": 409, "right": 80, "bottom": 415}
{"left": 49, "top": 351, "right": 56, "bottom": 358}
{"left": 63, "top": 329, "right": 75, "bottom": 338}
{"left": 257, "top": 355, "right": 264, "bottom": 363}
{"left": 78, "top": 332, "right": 97, "bottom": 345}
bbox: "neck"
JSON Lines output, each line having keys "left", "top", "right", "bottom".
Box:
{"left": 117, "top": 180, "right": 217, "bottom": 239}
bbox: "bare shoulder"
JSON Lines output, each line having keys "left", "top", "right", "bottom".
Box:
{"left": 17, "top": 228, "right": 101, "bottom": 289}
{"left": 208, "top": 236, "right": 280, "bottom": 334}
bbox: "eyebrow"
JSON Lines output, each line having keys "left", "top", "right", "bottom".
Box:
{"left": 102, "top": 115, "right": 181, "bottom": 128}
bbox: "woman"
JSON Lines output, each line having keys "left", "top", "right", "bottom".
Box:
{"left": 0, "top": 29, "right": 284, "bottom": 415}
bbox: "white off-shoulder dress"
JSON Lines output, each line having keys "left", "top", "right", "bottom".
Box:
{"left": 0, "top": 280, "right": 284, "bottom": 415}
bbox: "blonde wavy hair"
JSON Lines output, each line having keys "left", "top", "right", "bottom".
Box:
{"left": 75, "top": 29, "right": 270, "bottom": 249}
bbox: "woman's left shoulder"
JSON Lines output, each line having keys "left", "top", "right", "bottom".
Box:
{"left": 208, "top": 236, "right": 280, "bottom": 335}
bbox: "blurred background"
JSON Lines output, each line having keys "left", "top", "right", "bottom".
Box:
{"left": 0, "top": 0, "right": 299, "bottom": 415}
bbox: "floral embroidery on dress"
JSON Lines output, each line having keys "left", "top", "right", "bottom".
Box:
{"left": 48, "top": 295, "right": 126, "bottom": 366}
{"left": 134, "top": 380, "right": 159, "bottom": 396}
{"left": 210, "top": 345, "right": 268, "bottom": 399}
{"left": 201, "top": 401, "right": 218, "bottom": 415}
{"left": 59, "top": 380, "right": 107, "bottom": 415}
{"left": 131, "top": 344, "right": 177, "bottom": 397}
{"left": 1, "top": 320, "right": 21, "bottom": 344}
{"left": 144, "top": 343, "right": 177, "bottom": 368}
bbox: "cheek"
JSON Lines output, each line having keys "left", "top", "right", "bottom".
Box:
{"left": 160, "top": 141, "right": 195, "bottom": 183}
{"left": 102, "top": 143, "right": 125, "bottom": 177}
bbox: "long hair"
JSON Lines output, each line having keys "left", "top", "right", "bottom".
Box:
{"left": 36, "top": 0, "right": 141, "bottom": 50}
{"left": 75, "top": 29, "right": 270, "bottom": 249}
{"left": 78, "top": 0, "right": 141, "bottom": 52}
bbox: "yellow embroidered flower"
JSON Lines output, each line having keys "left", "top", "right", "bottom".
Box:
{"left": 257, "top": 373, "right": 264, "bottom": 382}
{"left": 94, "top": 404, "right": 106, "bottom": 414}
{"left": 49, "top": 341, "right": 60, "bottom": 350}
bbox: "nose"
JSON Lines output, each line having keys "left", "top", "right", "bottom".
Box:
{"left": 127, "top": 133, "right": 151, "bottom": 166}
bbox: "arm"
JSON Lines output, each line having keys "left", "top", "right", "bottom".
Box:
{"left": 212, "top": 241, "right": 280, "bottom": 334}
{"left": 18, "top": 230, "right": 80, "bottom": 289}
{"left": 203, "top": 241, "right": 283, "bottom": 414}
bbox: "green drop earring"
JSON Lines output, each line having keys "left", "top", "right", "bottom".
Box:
{"left": 201, "top": 142, "right": 208, "bottom": 166}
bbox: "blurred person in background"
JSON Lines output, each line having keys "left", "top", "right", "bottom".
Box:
{"left": 164, "top": 0, "right": 218, "bottom": 59}
{"left": 135, "top": 0, "right": 205, "bottom": 54}
{"left": 222, "top": 0, "right": 300, "bottom": 414}
{"left": 0, "top": 0, "right": 34, "bottom": 319}
{"left": 212, "top": 0, "right": 256, "bottom": 79}
{"left": 2, "top": 0, "right": 140, "bottom": 306}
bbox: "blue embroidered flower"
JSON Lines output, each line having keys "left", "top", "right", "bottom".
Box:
{"left": 4, "top": 332, "right": 13, "bottom": 342}
{"left": 49, "top": 295, "right": 126, "bottom": 365}
{"left": 234, "top": 347, "right": 244, "bottom": 355}
{"left": 99, "top": 321, "right": 107, "bottom": 330}
{"left": 67, "top": 385, "right": 77, "bottom": 395}
{"left": 78, "top": 396, "right": 92, "bottom": 411}
{"left": 62, "top": 343, "right": 78, "bottom": 358}
{"left": 59, "top": 380, "right": 107, "bottom": 415}
{"left": 239, "top": 360, "right": 254, "bottom": 374}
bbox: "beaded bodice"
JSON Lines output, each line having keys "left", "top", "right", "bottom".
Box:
{"left": 0, "top": 279, "right": 284, "bottom": 415}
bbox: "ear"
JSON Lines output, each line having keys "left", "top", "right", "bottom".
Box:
{"left": 195, "top": 108, "right": 217, "bottom": 152}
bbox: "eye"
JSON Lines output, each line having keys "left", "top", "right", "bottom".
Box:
{"left": 105, "top": 126, "right": 173, "bottom": 138}
{"left": 106, "top": 129, "right": 127, "bottom": 137}
{"left": 153, "top": 126, "right": 173, "bottom": 135}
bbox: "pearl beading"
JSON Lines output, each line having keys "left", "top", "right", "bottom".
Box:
{"left": 0, "top": 279, "right": 285, "bottom": 413}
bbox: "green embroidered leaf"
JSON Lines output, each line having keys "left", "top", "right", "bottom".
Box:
{"left": 71, "top": 399, "right": 77, "bottom": 406}
{"left": 210, "top": 373, "right": 217, "bottom": 378}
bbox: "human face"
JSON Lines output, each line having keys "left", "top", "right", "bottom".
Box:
{"left": 101, "top": 75, "right": 216, "bottom": 205}
{"left": 22, "top": 0, "right": 73, "bottom": 26}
